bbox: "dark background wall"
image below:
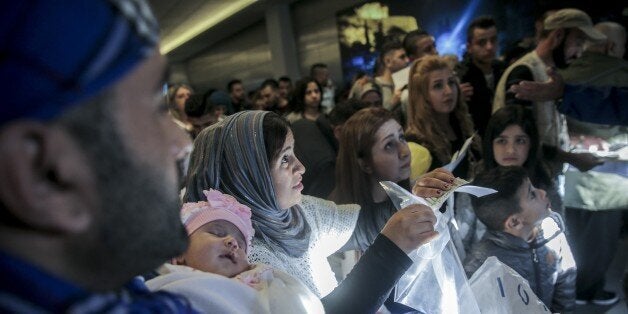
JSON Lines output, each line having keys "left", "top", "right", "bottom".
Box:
{"left": 171, "top": 0, "right": 625, "bottom": 93}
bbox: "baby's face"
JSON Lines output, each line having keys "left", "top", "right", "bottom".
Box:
{"left": 181, "top": 220, "right": 249, "bottom": 277}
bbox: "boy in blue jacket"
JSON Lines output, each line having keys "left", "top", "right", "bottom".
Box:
{"left": 464, "top": 166, "right": 576, "bottom": 312}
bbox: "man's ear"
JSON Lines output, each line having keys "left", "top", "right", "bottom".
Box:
{"left": 0, "top": 122, "right": 95, "bottom": 234}
{"left": 552, "top": 29, "right": 565, "bottom": 47}
{"left": 383, "top": 54, "right": 392, "bottom": 68}
{"left": 606, "top": 40, "right": 616, "bottom": 56}
{"left": 332, "top": 125, "right": 343, "bottom": 142}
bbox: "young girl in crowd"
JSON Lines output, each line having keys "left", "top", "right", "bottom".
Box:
{"left": 457, "top": 105, "right": 565, "bottom": 252}
{"left": 482, "top": 105, "right": 563, "bottom": 215}
{"left": 147, "top": 189, "right": 323, "bottom": 313}
{"left": 406, "top": 55, "right": 481, "bottom": 180}
{"left": 331, "top": 107, "right": 437, "bottom": 252}
{"left": 284, "top": 77, "right": 324, "bottom": 123}
{"left": 183, "top": 111, "right": 450, "bottom": 313}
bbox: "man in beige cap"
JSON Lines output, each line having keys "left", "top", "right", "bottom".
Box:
{"left": 493, "top": 8, "right": 605, "bottom": 214}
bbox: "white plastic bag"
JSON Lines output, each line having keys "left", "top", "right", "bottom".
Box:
{"left": 381, "top": 181, "right": 450, "bottom": 259}
{"left": 469, "top": 257, "right": 550, "bottom": 314}
{"left": 380, "top": 181, "right": 487, "bottom": 313}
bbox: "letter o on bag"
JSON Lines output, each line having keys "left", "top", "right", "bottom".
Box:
{"left": 517, "top": 284, "right": 530, "bottom": 305}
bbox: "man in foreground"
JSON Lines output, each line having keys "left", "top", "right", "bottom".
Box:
{"left": 0, "top": 0, "right": 194, "bottom": 311}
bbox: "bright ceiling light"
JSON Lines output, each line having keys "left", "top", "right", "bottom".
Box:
{"left": 160, "top": 0, "right": 257, "bottom": 54}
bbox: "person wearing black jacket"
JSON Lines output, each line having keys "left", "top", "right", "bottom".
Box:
{"left": 458, "top": 16, "right": 504, "bottom": 136}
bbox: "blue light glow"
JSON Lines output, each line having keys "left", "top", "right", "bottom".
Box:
{"left": 435, "top": 0, "right": 481, "bottom": 58}
{"left": 351, "top": 56, "right": 365, "bottom": 67}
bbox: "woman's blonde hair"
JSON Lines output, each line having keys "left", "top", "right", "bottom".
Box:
{"left": 405, "top": 55, "right": 477, "bottom": 164}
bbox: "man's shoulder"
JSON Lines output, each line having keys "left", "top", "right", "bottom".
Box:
{"left": 504, "top": 51, "right": 538, "bottom": 73}
{"left": 374, "top": 76, "right": 393, "bottom": 88}
{"left": 561, "top": 52, "right": 628, "bottom": 85}
{"left": 507, "top": 64, "right": 534, "bottom": 80}
{"left": 578, "top": 51, "right": 627, "bottom": 65}
{"left": 0, "top": 254, "right": 198, "bottom": 314}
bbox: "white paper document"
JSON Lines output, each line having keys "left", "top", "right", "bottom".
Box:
{"left": 444, "top": 134, "right": 476, "bottom": 172}
{"left": 380, "top": 178, "right": 496, "bottom": 212}
{"left": 423, "top": 177, "right": 496, "bottom": 210}
{"left": 392, "top": 66, "right": 410, "bottom": 90}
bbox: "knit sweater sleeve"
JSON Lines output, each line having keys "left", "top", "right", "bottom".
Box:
{"left": 321, "top": 234, "right": 412, "bottom": 314}
{"left": 247, "top": 241, "right": 284, "bottom": 270}
{"left": 300, "top": 195, "right": 360, "bottom": 257}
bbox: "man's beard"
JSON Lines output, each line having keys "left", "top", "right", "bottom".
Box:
{"left": 63, "top": 98, "right": 188, "bottom": 278}
{"left": 552, "top": 34, "right": 569, "bottom": 69}
{"left": 94, "top": 136, "right": 189, "bottom": 272}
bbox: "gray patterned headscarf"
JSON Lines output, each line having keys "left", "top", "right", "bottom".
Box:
{"left": 184, "top": 111, "right": 311, "bottom": 257}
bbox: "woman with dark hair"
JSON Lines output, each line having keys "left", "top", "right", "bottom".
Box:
{"left": 457, "top": 105, "right": 564, "bottom": 253}
{"left": 284, "top": 77, "right": 324, "bottom": 123}
{"left": 330, "top": 107, "right": 437, "bottom": 252}
{"left": 184, "top": 110, "right": 450, "bottom": 313}
{"left": 482, "top": 105, "right": 562, "bottom": 214}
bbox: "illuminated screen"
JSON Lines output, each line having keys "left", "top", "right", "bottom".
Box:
{"left": 336, "top": 0, "right": 537, "bottom": 84}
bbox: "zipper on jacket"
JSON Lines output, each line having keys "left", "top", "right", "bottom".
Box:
{"left": 532, "top": 247, "right": 543, "bottom": 300}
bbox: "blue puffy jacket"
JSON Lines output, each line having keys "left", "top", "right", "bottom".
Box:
{"left": 464, "top": 213, "right": 577, "bottom": 312}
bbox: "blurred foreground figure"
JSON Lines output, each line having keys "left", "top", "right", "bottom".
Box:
{"left": 0, "top": 1, "right": 195, "bottom": 312}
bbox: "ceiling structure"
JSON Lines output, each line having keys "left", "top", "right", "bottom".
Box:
{"left": 148, "top": 0, "right": 295, "bottom": 63}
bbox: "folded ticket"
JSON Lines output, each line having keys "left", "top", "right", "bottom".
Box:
{"left": 444, "top": 134, "right": 476, "bottom": 173}
{"left": 380, "top": 178, "right": 497, "bottom": 211}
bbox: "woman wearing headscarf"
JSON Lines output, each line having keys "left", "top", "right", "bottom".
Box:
{"left": 184, "top": 111, "right": 452, "bottom": 313}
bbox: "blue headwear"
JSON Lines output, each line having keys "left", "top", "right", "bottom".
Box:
{"left": 208, "top": 90, "right": 235, "bottom": 115}
{"left": 0, "top": 0, "right": 159, "bottom": 125}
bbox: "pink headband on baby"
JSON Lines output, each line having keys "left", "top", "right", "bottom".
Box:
{"left": 180, "top": 189, "right": 254, "bottom": 252}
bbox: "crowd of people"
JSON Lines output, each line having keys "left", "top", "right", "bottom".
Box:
{"left": 1, "top": 0, "right": 626, "bottom": 313}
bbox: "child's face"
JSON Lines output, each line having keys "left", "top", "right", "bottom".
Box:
{"left": 215, "top": 105, "right": 226, "bottom": 117}
{"left": 493, "top": 125, "right": 530, "bottom": 167}
{"left": 181, "top": 220, "right": 249, "bottom": 277}
{"left": 516, "top": 178, "right": 551, "bottom": 228}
